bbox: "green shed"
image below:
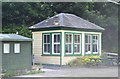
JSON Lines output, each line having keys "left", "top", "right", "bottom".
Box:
{"left": 0, "top": 34, "right": 32, "bottom": 72}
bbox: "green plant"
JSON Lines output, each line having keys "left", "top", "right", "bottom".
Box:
{"left": 2, "top": 69, "right": 44, "bottom": 78}
{"left": 25, "top": 70, "right": 44, "bottom": 75}
{"left": 67, "top": 56, "right": 101, "bottom": 66}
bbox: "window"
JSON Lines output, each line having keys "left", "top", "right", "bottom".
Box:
{"left": 74, "top": 34, "right": 81, "bottom": 54}
{"left": 92, "top": 35, "right": 99, "bottom": 54}
{"left": 85, "top": 34, "right": 99, "bottom": 55}
{"left": 65, "top": 33, "right": 72, "bottom": 54}
{"left": 14, "top": 43, "right": 20, "bottom": 53}
{"left": 4, "top": 43, "right": 10, "bottom": 53}
{"left": 52, "top": 33, "right": 60, "bottom": 54}
{"left": 43, "top": 34, "right": 50, "bottom": 54}
{"left": 85, "top": 35, "right": 92, "bottom": 54}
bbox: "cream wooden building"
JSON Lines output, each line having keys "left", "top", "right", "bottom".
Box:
{"left": 29, "top": 13, "right": 104, "bottom": 65}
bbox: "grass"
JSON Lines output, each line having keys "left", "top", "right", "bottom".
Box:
{"left": 24, "top": 70, "right": 45, "bottom": 75}
{"left": 2, "top": 67, "right": 44, "bottom": 78}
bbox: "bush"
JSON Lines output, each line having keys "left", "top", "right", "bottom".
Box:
{"left": 67, "top": 56, "right": 101, "bottom": 66}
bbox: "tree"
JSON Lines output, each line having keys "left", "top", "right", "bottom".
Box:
{"left": 2, "top": 2, "right": 118, "bottom": 52}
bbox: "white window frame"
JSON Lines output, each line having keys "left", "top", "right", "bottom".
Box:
{"left": 92, "top": 35, "right": 99, "bottom": 54}
{"left": 14, "top": 43, "right": 20, "bottom": 53}
{"left": 52, "top": 33, "right": 60, "bottom": 55}
{"left": 85, "top": 35, "right": 92, "bottom": 55}
{"left": 4, "top": 43, "right": 10, "bottom": 54}
{"left": 74, "top": 34, "right": 81, "bottom": 54}
{"left": 65, "top": 33, "right": 73, "bottom": 54}
{"left": 43, "top": 34, "right": 50, "bottom": 55}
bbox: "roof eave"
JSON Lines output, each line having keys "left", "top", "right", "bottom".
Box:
{"left": 30, "top": 26, "right": 104, "bottom": 32}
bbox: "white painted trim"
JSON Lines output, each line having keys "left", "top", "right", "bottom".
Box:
{"left": 82, "top": 33, "right": 85, "bottom": 56}
{"left": 52, "top": 33, "right": 60, "bottom": 55}
{"left": 4, "top": 43, "right": 10, "bottom": 54}
{"left": 65, "top": 33, "right": 73, "bottom": 54}
{"left": 43, "top": 34, "right": 51, "bottom": 54}
{"left": 99, "top": 33, "right": 102, "bottom": 56}
{"left": 34, "top": 30, "right": 102, "bottom": 35}
{"left": 74, "top": 34, "right": 81, "bottom": 54}
{"left": 14, "top": 43, "right": 20, "bottom": 53}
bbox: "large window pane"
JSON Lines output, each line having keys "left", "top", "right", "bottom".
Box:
{"left": 54, "top": 34, "right": 60, "bottom": 43}
{"left": 65, "top": 44, "right": 72, "bottom": 53}
{"left": 74, "top": 44, "right": 80, "bottom": 53}
{"left": 54, "top": 44, "right": 60, "bottom": 53}
{"left": 47, "top": 35, "right": 50, "bottom": 43}
{"left": 66, "top": 34, "right": 72, "bottom": 43}
{"left": 93, "top": 45, "right": 97, "bottom": 52}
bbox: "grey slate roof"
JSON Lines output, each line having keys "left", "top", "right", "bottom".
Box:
{"left": 29, "top": 13, "right": 104, "bottom": 31}
{"left": 0, "top": 34, "right": 32, "bottom": 41}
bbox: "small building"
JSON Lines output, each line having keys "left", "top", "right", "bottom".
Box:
{"left": 29, "top": 13, "right": 104, "bottom": 65}
{"left": 0, "top": 34, "right": 32, "bottom": 72}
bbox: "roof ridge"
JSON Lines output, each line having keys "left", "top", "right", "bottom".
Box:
{"left": 59, "top": 13, "right": 64, "bottom": 26}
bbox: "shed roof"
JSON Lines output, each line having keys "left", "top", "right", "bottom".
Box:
{"left": 29, "top": 13, "right": 104, "bottom": 31}
{"left": 0, "top": 34, "right": 32, "bottom": 41}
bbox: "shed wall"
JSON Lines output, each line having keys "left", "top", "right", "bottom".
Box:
{"left": 2, "top": 41, "right": 32, "bottom": 71}
{"left": 0, "top": 42, "right": 2, "bottom": 75}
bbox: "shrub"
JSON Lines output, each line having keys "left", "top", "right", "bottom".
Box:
{"left": 67, "top": 56, "right": 101, "bottom": 66}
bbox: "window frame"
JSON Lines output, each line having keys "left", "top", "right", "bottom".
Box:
{"left": 65, "top": 33, "right": 73, "bottom": 55}
{"left": 64, "top": 32, "right": 82, "bottom": 56}
{"left": 14, "top": 43, "right": 20, "bottom": 53}
{"left": 3, "top": 43, "right": 10, "bottom": 54}
{"left": 85, "top": 34, "right": 100, "bottom": 56}
{"left": 42, "top": 33, "right": 51, "bottom": 55}
{"left": 73, "top": 34, "right": 82, "bottom": 54}
{"left": 52, "top": 33, "right": 61, "bottom": 55}
{"left": 92, "top": 35, "right": 99, "bottom": 54}
{"left": 42, "top": 32, "right": 62, "bottom": 56}
{"left": 85, "top": 34, "right": 92, "bottom": 55}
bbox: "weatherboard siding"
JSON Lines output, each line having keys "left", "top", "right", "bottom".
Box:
{"left": 32, "top": 30, "right": 102, "bottom": 65}
{"left": 32, "top": 31, "right": 62, "bottom": 65}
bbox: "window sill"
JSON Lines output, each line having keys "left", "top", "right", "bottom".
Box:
{"left": 42, "top": 54, "right": 60, "bottom": 56}
{"left": 65, "top": 53, "right": 81, "bottom": 56}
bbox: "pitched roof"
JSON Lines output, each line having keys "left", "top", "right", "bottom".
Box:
{"left": 0, "top": 34, "right": 32, "bottom": 41}
{"left": 29, "top": 13, "right": 104, "bottom": 31}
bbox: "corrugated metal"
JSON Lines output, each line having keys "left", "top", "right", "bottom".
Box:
{"left": 0, "top": 34, "right": 32, "bottom": 41}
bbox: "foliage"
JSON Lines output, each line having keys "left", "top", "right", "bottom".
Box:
{"left": 2, "top": 69, "right": 44, "bottom": 78}
{"left": 2, "top": 2, "right": 118, "bottom": 52}
{"left": 67, "top": 56, "right": 101, "bottom": 66}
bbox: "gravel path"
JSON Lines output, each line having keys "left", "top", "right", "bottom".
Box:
{"left": 17, "top": 66, "right": 118, "bottom": 77}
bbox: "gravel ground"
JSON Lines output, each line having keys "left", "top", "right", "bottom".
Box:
{"left": 16, "top": 66, "right": 118, "bottom": 77}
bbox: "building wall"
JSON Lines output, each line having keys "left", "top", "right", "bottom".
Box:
{"left": 32, "top": 30, "right": 102, "bottom": 65}
{"left": 2, "top": 41, "right": 32, "bottom": 72}
{"left": 0, "top": 42, "right": 2, "bottom": 74}
{"left": 33, "top": 30, "right": 62, "bottom": 65}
